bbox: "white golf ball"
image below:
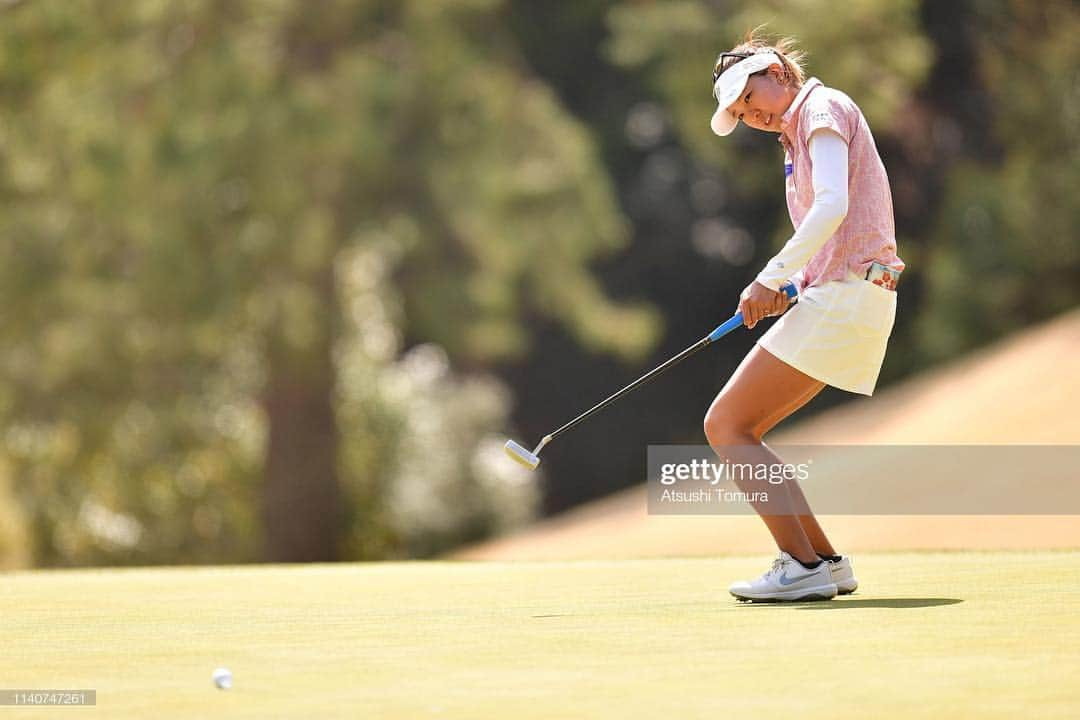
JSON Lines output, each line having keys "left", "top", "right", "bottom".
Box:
{"left": 212, "top": 667, "right": 233, "bottom": 690}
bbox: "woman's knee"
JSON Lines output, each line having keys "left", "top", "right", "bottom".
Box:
{"left": 703, "top": 346, "right": 824, "bottom": 447}
{"left": 703, "top": 399, "right": 761, "bottom": 447}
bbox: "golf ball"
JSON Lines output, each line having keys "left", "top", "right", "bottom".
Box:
{"left": 212, "top": 667, "right": 232, "bottom": 690}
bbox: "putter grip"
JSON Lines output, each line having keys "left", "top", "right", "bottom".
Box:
{"left": 706, "top": 282, "right": 798, "bottom": 343}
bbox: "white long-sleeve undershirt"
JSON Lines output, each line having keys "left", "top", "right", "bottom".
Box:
{"left": 755, "top": 129, "right": 850, "bottom": 292}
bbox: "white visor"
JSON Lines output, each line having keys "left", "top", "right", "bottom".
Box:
{"left": 710, "top": 52, "right": 783, "bottom": 136}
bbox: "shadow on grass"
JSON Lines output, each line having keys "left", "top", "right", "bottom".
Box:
{"left": 742, "top": 597, "right": 963, "bottom": 609}
{"left": 528, "top": 599, "right": 964, "bottom": 618}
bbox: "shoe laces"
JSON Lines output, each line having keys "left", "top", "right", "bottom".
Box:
{"left": 762, "top": 553, "right": 791, "bottom": 581}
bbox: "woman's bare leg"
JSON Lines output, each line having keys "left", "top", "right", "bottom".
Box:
{"left": 703, "top": 344, "right": 830, "bottom": 563}
{"left": 758, "top": 382, "right": 840, "bottom": 558}
{"left": 784, "top": 468, "right": 838, "bottom": 557}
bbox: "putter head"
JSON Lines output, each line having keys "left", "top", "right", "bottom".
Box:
{"left": 504, "top": 439, "right": 541, "bottom": 470}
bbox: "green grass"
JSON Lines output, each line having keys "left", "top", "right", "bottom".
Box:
{"left": 1, "top": 552, "right": 1078, "bottom": 718}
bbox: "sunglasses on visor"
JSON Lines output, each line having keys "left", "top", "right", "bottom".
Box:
{"left": 712, "top": 52, "right": 753, "bottom": 83}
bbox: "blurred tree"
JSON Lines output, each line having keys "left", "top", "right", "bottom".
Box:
{"left": 915, "top": 1, "right": 1080, "bottom": 360}
{"left": 0, "top": 0, "right": 655, "bottom": 565}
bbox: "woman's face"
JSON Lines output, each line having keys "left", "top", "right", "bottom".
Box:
{"left": 724, "top": 66, "right": 797, "bottom": 133}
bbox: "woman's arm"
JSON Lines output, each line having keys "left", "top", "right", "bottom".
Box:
{"left": 754, "top": 129, "right": 849, "bottom": 291}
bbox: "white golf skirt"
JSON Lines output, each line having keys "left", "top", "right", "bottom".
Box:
{"left": 757, "top": 271, "right": 897, "bottom": 396}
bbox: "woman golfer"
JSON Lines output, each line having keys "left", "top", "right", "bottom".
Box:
{"left": 702, "top": 31, "right": 904, "bottom": 601}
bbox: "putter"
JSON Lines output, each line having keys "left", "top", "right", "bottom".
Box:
{"left": 505, "top": 283, "right": 798, "bottom": 469}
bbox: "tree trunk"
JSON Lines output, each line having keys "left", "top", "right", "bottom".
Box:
{"left": 261, "top": 283, "right": 342, "bottom": 562}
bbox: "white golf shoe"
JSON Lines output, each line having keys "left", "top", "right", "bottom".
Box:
{"left": 729, "top": 551, "right": 838, "bottom": 602}
{"left": 826, "top": 555, "right": 858, "bottom": 595}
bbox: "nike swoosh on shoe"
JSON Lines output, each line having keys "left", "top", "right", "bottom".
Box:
{"left": 777, "top": 571, "right": 818, "bottom": 586}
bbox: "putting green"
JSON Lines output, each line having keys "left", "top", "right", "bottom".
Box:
{"left": 1, "top": 552, "right": 1077, "bottom": 718}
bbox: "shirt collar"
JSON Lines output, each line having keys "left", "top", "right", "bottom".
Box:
{"left": 779, "top": 77, "right": 823, "bottom": 140}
